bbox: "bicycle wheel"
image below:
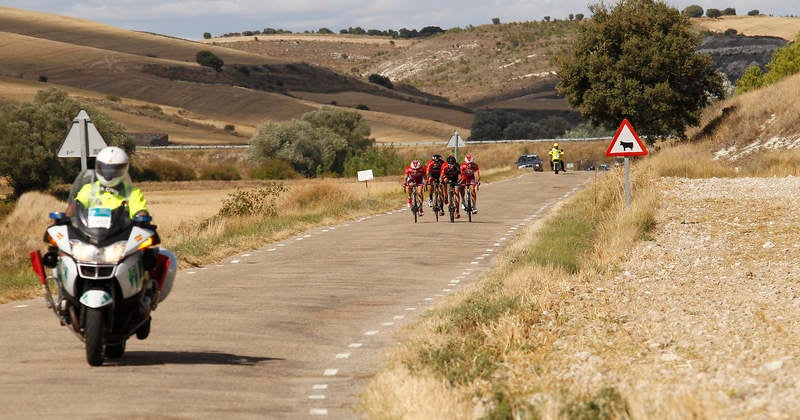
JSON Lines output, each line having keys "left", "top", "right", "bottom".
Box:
{"left": 412, "top": 192, "right": 418, "bottom": 223}
{"left": 466, "top": 189, "right": 473, "bottom": 223}
{"left": 448, "top": 185, "right": 455, "bottom": 223}
{"left": 433, "top": 185, "right": 440, "bottom": 222}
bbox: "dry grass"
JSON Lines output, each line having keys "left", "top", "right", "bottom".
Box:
{"left": 691, "top": 15, "right": 800, "bottom": 41}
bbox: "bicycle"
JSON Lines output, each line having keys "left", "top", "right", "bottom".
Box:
{"left": 431, "top": 179, "right": 444, "bottom": 222}
{"left": 446, "top": 181, "right": 459, "bottom": 223}
{"left": 462, "top": 182, "right": 474, "bottom": 223}
{"left": 407, "top": 181, "right": 422, "bottom": 223}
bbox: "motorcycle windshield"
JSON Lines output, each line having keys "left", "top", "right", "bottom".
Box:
{"left": 69, "top": 170, "right": 134, "bottom": 246}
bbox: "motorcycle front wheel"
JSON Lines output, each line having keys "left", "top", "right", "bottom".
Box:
{"left": 85, "top": 307, "right": 105, "bottom": 366}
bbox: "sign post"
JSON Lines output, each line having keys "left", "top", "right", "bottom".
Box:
{"left": 605, "top": 119, "right": 648, "bottom": 207}
{"left": 357, "top": 169, "right": 374, "bottom": 202}
{"left": 58, "top": 110, "right": 107, "bottom": 171}
{"left": 446, "top": 130, "right": 466, "bottom": 161}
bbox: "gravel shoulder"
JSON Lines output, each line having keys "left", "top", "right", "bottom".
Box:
{"left": 559, "top": 176, "right": 800, "bottom": 417}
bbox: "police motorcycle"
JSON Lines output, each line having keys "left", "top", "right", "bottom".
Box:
{"left": 30, "top": 170, "right": 176, "bottom": 366}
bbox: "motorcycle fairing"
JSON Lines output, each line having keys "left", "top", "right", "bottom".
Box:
{"left": 115, "top": 253, "right": 144, "bottom": 299}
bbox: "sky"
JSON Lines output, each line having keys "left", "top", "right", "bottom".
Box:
{"left": 3, "top": 0, "right": 797, "bottom": 40}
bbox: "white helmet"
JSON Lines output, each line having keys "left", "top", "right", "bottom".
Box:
{"left": 464, "top": 154, "right": 473, "bottom": 163}
{"left": 411, "top": 159, "right": 421, "bottom": 169}
{"left": 95, "top": 146, "right": 129, "bottom": 187}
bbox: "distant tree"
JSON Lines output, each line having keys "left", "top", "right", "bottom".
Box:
{"left": 368, "top": 73, "right": 394, "bottom": 89}
{"left": 419, "top": 26, "right": 444, "bottom": 37}
{"left": 0, "top": 88, "right": 130, "bottom": 197}
{"left": 575, "top": 13, "right": 585, "bottom": 21}
{"left": 682, "top": 5, "right": 704, "bottom": 17}
{"left": 722, "top": 8, "right": 736, "bottom": 16}
{"left": 318, "top": 27, "right": 333, "bottom": 34}
{"left": 556, "top": 0, "right": 724, "bottom": 139}
{"left": 196, "top": 50, "right": 224, "bottom": 71}
{"left": 706, "top": 8, "right": 722, "bottom": 18}
{"left": 543, "top": 16, "right": 551, "bottom": 22}
{"left": 203, "top": 32, "right": 212, "bottom": 39}
{"left": 38, "top": 75, "right": 48, "bottom": 83}
{"left": 747, "top": 9, "right": 760, "bottom": 16}
{"left": 569, "top": 14, "right": 575, "bottom": 20}
{"left": 339, "top": 29, "right": 347, "bottom": 34}
{"left": 492, "top": 17, "right": 501, "bottom": 25}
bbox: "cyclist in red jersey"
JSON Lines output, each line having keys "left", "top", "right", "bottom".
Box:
{"left": 403, "top": 159, "right": 426, "bottom": 216}
{"left": 440, "top": 155, "right": 462, "bottom": 219}
{"left": 425, "top": 154, "right": 445, "bottom": 214}
{"left": 459, "top": 153, "right": 481, "bottom": 214}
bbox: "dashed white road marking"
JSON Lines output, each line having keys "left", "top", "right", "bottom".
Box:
{"left": 381, "top": 322, "right": 395, "bottom": 326}
{"left": 336, "top": 353, "right": 350, "bottom": 359}
{"left": 423, "top": 297, "right": 433, "bottom": 301}
{"left": 309, "top": 395, "right": 326, "bottom": 400}
{"left": 493, "top": 243, "right": 501, "bottom": 246}
{"left": 405, "top": 307, "right": 417, "bottom": 311}
{"left": 363, "top": 330, "right": 379, "bottom": 336}
{"left": 348, "top": 343, "right": 363, "bottom": 348}
{"left": 313, "top": 384, "right": 328, "bottom": 390}
{"left": 277, "top": 243, "right": 286, "bottom": 247}
{"left": 267, "top": 248, "right": 277, "bottom": 252}
{"left": 187, "top": 271, "right": 196, "bottom": 275}
{"left": 230, "top": 260, "right": 240, "bottom": 264}
{"left": 15, "top": 304, "right": 28, "bottom": 308}
{"left": 443, "top": 289, "right": 452, "bottom": 292}
{"left": 310, "top": 408, "right": 328, "bottom": 416}
{"left": 323, "top": 369, "right": 338, "bottom": 376}
{"left": 393, "top": 315, "right": 405, "bottom": 320}
{"left": 471, "top": 261, "right": 479, "bottom": 265}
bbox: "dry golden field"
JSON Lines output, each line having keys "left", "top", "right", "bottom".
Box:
{"left": 692, "top": 15, "right": 800, "bottom": 40}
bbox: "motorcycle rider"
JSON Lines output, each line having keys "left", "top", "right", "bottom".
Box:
{"left": 460, "top": 154, "right": 480, "bottom": 214}
{"left": 403, "top": 159, "right": 426, "bottom": 216}
{"left": 548, "top": 142, "right": 566, "bottom": 173}
{"left": 440, "top": 155, "right": 462, "bottom": 219}
{"left": 66, "top": 146, "right": 149, "bottom": 219}
{"left": 425, "top": 154, "right": 445, "bottom": 213}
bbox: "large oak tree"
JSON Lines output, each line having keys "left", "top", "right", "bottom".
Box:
{"left": 555, "top": 0, "right": 724, "bottom": 140}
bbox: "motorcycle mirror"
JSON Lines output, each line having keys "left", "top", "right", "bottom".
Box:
{"left": 49, "top": 212, "right": 69, "bottom": 225}
{"left": 133, "top": 214, "right": 152, "bottom": 224}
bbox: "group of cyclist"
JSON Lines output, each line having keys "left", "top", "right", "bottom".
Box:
{"left": 403, "top": 153, "right": 480, "bottom": 219}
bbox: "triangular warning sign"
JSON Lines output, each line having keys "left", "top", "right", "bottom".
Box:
{"left": 58, "top": 110, "right": 107, "bottom": 158}
{"left": 606, "top": 119, "right": 648, "bottom": 157}
{"left": 447, "top": 131, "right": 466, "bottom": 147}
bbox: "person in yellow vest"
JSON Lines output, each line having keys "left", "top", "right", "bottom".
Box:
{"left": 66, "top": 146, "right": 149, "bottom": 219}
{"left": 548, "top": 142, "right": 566, "bottom": 173}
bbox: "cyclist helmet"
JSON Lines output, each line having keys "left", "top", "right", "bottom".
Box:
{"left": 553, "top": 143, "right": 559, "bottom": 147}
{"left": 410, "top": 159, "right": 421, "bottom": 169}
{"left": 464, "top": 154, "right": 473, "bottom": 163}
{"left": 447, "top": 155, "right": 457, "bottom": 165}
{"left": 95, "top": 146, "right": 129, "bottom": 187}
{"left": 432, "top": 154, "right": 442, "bottom": 162}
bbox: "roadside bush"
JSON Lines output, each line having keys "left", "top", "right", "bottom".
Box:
{"left": 199, "top": 164, "right": 241, "bottom": 181}
{"left": 217, "top": 184, "right": 287, "bottom": 217}
{"left": 343, "top": 146, "right": 405, "bottom": 177}
{"left": 138, "top": 158, "right": 196, "bottom": 181}
{"left": 736, "top": 35, "right": 800, "bottom": 94}
{"left": 706, "top": 8, "right": 722, "bottom": 18}
{"left": 106, "top": 94, "right": 121, "bottom": 102}
{"left": 249, "top": 159, "right": 297, "bottom": 179}
{"left": 38, "top": 76, "right": 48, "bottom": 83}
{"left": 748, "top": 9, "right": 760, "bottom": 16}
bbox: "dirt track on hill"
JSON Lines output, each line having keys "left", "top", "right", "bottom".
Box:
{"left": 0, "top": 170, "right": 592, "bottom": 418}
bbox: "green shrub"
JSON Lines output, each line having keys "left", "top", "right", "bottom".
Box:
{"left": 199, "top": 164, "right": 241, "bottom": 181}
{"left": 224, "top": 124, "right": 236, "bottom": 132}
{"left": 196, "top": 50, "right": 224, "bottom": 71}
{"left": 139, "top": 158, "right": 196, "bottom": 181}
{"left": 561, "top": 386, "right": 630, "bottom": 419}
{"left": 249, "top": 158, "right": 297, "bottom": 179}
{"left": 682, "top": 5, "right": 704, "bottom": 17}
{"left": 343, "top": 146, "right": 405, "bottom": 177}
{"left": 106, "top": 94, "right": 121, "bottom": 102}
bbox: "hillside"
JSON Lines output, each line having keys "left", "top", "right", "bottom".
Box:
{"left": 0, "top": 7, "right": 472, "bottom": 143}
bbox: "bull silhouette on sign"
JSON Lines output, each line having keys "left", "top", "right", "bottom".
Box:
{"left": 620, "top": 141, "right": 634, "bottom": 151}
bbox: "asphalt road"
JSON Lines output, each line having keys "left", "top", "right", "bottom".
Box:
{"left": 0, "top": 170, "right": 593, "bottom": 419}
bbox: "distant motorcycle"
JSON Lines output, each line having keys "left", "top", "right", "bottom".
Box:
{"left": 30, "top": 170, "right": 176, "bottom": 366}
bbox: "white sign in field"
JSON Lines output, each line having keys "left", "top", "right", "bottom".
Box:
{"left": 357, "top": 169, "right": 374, "bottom": 182}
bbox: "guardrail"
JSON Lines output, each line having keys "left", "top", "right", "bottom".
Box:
{"left": 138, "top": 137, "right": 613, "bottom": 150}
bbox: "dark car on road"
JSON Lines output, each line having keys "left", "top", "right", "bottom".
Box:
{"left": 515, "top": 154, "right": 543, "bottom": 171}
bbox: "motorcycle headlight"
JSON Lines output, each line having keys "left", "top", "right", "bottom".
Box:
{"left": 70, "top": 240, "right": 128, "bottom": 264}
